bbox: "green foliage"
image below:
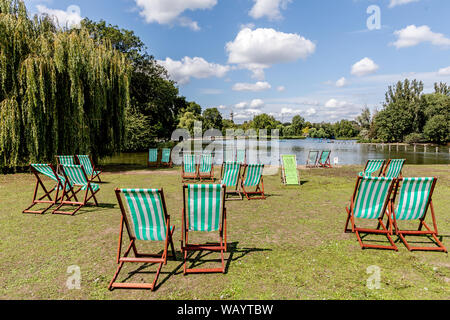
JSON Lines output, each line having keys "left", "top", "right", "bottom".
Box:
{"left": 423, "top": 115, "right": 449, "bottom": 144}
{"left": 404, "top": 132, "right": 425, "bottom": 144}
{"left": 0, "top": 0, "right": 130, "bottom": 168}
{"left": 251, "top": 114, "right": 281, "bottom": 132}
{"left": 202, "top": 108, "right": 223, "bottom": 132}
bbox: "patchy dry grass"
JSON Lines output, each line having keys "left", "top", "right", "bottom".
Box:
{"left": 0, "top": 165, "right": 449, "bottom": 300}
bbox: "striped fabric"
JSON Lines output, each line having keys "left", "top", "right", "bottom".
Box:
{"left": 281, "top": 155, "right": 299, "bottom": 185}
{"left": 319, "top": 151, "right": 330, "bottom": 165}
{"left": 243, "top": 164, "right": 264, "bottom": 187}
{"left": 77, "top": 155, "right": 100, "bottom": 177}
{"left": 199, "top": 154, "right": 213, "bottom": 173}
{"left": 221, "top": 162, "right": 241, "bottom": 187}
{"left": 62, "top": 165, "right": 99, "bottom": 191}
{"left": 395, "top": 177, "right": 434, "bottom": 221}
{"left": 236, "top": 150, "right": 246, "bottom": 164}
{"left": 58, "top": 156, "right": 75, "bottom": 166}
{"left": 161, "top": 148, "right": 171, "bottom": 164}
{"left": 359, "top": 159, "right": 385, "bottom": 177}
{"left": 120, "top": 189, "right": 168, "bottom": 241}
{"left": 307, "top": 151, "right": 319, "bottom": 165}
{"left": 148, "top": 149, "right": 158, "bottom": 163}
{"left": 187, "top": 184, "right": 223, "bottom": 232}
{"left": 353, "top": 177, "right": 394, "bottom": 220}
{"left": 385, "top": 159, "right": 405, "bottom": 178}
{"left": 32, "top": 164, "right": 67, "bottom": 189}
{"left": 184, "top": 154, "right": 197, "bottom": 173}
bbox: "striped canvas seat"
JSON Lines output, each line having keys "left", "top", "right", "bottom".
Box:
{"left": 243, "top": 164, "right": 264, "bottom": 187}
{"left": 318, "top": 150, "right": 332, "bottom": 168}
{"left": 120, "top": 189, "right": 168, "bottom": 241}
{"left": 221, "top": 162, "right": 240, "bottom": 187}
{"left": 236, "top": 150, "right": 246, "bottom": 164}
{"left": 63, "top": 165, "right": 100, "bottom": 191}
{"left": 31, "top": 164, "right": 67, "bottom": 189}
{"left": 184, "top": 154, "right": 197, "bottom": 173}
{"left": 149, "top": 149, "right": 158, "bottom": 163}
{"left": 306, "top": 151, "right": 319, "bottom": 168}
{"left": 281, "top": 155, "right": 299, "bottom": 185}
{"left": 57, "top": 155, "right": 75, "bottom": 166}
{"left": 199, "top": 154, "right": 213, "bottom": 173}
{"left": 161, "top": 148, "right": 171, "bottom": 164}
{"left": 384, "top": 159, "right": 405, "bottom": 178}
{"left": 77, "top": 155, "right": 101, "bottom": 177}
{"left": 186, "top": 184, "right": 224, "bottom": 232}
{"left": 359, "top": 159, "right": 385, "bottom": 177}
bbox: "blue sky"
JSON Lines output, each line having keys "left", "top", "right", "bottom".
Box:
{"left": 24, "top": 0, "right": 450, "bottom": 123}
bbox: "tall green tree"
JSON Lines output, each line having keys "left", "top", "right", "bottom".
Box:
{"left": 202, "top": 108, "right": 223, "bottom": 132}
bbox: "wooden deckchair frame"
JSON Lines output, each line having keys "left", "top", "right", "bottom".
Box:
{"left": 160, "top": 148, "right": 173, "bottom": 168}
{"left": 76, "top": 155, "right": 102, "bottom": 182}
{"left": 181, "top": 154, "right": 199, "bottom": 182}
{"left": 280, "top": 155, "right": 300, "bottom": 185}
{"left": 108, "top": 189, "right": 177, "bottom": 291}
{"left": 220, "top": 162, "right": 242, "bottom": 201}
{"left": 148, "top": 148, "right": 160, "bottom": 168}
{"left": 181, "top": 185, "right": 227, "bottom": 274}
{"left": 318, "top": 150, "right": 332, "bottom": 168}
{"left": 344, "top": 176, "right": 398, "bottom": 251}
{"left": 199, "top": 154, "right": 215, "bottom": 182}
{"left": 306, "top": 150, "right": 319, "bottom": 168}
{"left": 241, "top": 165, "right": 266, "bottom": 200}
{"left": 390, "top": 178, "right": 447, "bottom": 252}
{"left": 361, "top": 159, "right": 386, "bottom": 177}
{"left": 52, "top": 165, "right": 99, "bottom": 216}
{"left": 382, "top": 159, "right": 405, "bottom": 178}
{"left": 23, "top": 164, "right": 65, "bottom": 215}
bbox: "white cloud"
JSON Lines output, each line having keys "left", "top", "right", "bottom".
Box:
{"left": 336, "top": 77, "right": 347, "bottom": 88}
{"left": 388, "top": 0, "right": 419, "bottom": 8}
{"left": 250, "top": 99, "right": 265, "bottom": 109}
{"left": 135, "top": 0, "right": 217, "bottom": 30}
{"left": 36, "top": 5, "right": 82, "bottom": 29}
{"left": 305, "top": 108, "right": 317, "bottom": 116}
{"left": 351, "top": 57, "right": 379, "bottom": 77}
{"left": 325, "top": 99, "right": 355, "bottom": 109}
{"left": 392, "top": 25, "right": 450, "bottom": 49}
{"left": 277, "top": 86, "right": 286, "bottom": 92}
{"left": 232, "top": 81, "right": 271, "bottom": 92}
{"left": 226, "top": 27, "right": 316, "bottom": 80}
{"left": 249, "top": 0, "right": 292, "bottom": 21}
{"left": 213, "top": 105, "right": 227, "bottom": 110}
{"left": 157, "top": 57, "right": 230, "bottom": 84}
{"left": 235, "top": 102, "right": 248, "bottom": 109}
{"left": 438, "top": 66, "right": 450, "bottom": 76}
{"left": 280, "top": 107, "right": 301, "bottom": 115}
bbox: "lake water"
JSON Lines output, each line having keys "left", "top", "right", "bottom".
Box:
{"left": 100, "top": 138, "right": 450, "bottom": 166}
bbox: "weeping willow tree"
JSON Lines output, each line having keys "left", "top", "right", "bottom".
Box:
{"left": 0, "top": 0, "right": 130, "bottom": 169}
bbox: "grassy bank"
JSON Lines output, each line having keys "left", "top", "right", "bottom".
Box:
{"left": 0, "top": 165, "right": 448, "bottom": 300}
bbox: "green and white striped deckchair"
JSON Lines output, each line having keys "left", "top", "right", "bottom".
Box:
{"left": 383, "top": 159, "right": 405, "bottom": 178}
{"left": 23, "top": 164, "right": 67, "bottom": 214}
{"left": 148, "top": 148, "right": 159, "bottom": 167}
{"left": 359, "top": 159, "right": 386, "bottom": 177}
{"left": 182, "top": 154, "right": 198, "bottom": 181}
{"left": 391, "top": 177, "right": 447, "bottom": 252}
{"left": 76, "top": 155, "right": 102, "bottom": 182}
{"left": 241, "top": 164, "right": 265, "bottom": 200}
{"left": 318, "top": 150, "right": 332, "bottom": 168}
{"left": 182, "top": 184, "right": 227, "bottom": 274}
{"left": 220, "top": 161, "right": 242, "bottom": 200}
{"left": 57, "top": 155, "right": 75, "bottom": 166}
{"left": 306, "top": 150, "right": 319, "bottom": 168}
{"left": 53, "top": 165, "right": 99, "bottom": 215}
{"left": 109, "top": 188, "right": 176, "bottom": 291}
{"left": 344, "top": 176, "right": 397, "bottom": 250}
{"left": 281, "top": 155, "right": 300, "bottom": 185}
{"left": 161, "top": 148, "right": 172, "bottom": 167}
{"left": 236, "top": 149, "right": 246, "bottom": 164}
{"left": 199, "top": 154, "right": 214, "bottom": 181}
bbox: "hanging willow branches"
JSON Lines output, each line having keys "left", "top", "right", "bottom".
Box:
{"left": 0, "top": 0, "right": 130, "bottom": 169}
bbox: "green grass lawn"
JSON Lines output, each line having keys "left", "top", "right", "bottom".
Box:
{"left": 0, "top": 165, "right": 449, "bottom": 300}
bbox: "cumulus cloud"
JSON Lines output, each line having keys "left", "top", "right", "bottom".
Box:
{"left": 280, "top": 107, "right": 301, "bottom": 115}
{"left": 392, "top": 25, "right": 450, "bottom": 49}
{"left": 226, "top": 27, "right": 316, "bottom": 80}
{"left": 335, "top": 77, "right": 347, "bottom": 88}
{"left": 232, "top": 81, "right": 271, "bottom": 92}
{"left": 438, "top": 66, "right": 450, "bottom": 76}
{"left": 36, "top": 5, "right": 82, "bottom": 29}
{"left": 157, "top": 56, "right": 230, "bottom": 84}
{"left": 249, "top": 0, "right": 292, "bottom": 21}
{"left": 351, "top": 58, "right": 379, "bottom": 77}
{"left": 324, "top": 99, "right": 356, "bottom": 109}
{"left": 388, "top": 0, "right": 419, "bottom": 8}
{"left": 135, "top": 0, "right": 217, "bottom": 30}
{"left": 250, "top": 99, "right": 265, "bottom": 109}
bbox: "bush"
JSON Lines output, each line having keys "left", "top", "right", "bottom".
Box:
{"left": 423, "top": 115, "right": 449, "bottom": 144}
{"left": 404, "top": 133, "right": 425, "bottom": 144}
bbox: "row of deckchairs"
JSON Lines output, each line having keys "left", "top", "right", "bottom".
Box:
{"left": 345, "top": 175, "right": 447, "bottom": 252}
{"left": 359, "top": 159, "right": 406, "bottom": 179}
{"left": 23, "top": 163, "right": 100, "bottom": 215}
{"left": 181, "top": 154, "right": 215, "bottom": 182}
{"left": 148, "top": 148, "right": 173, "bottom": 168}
{"left": 56, "top": 155, "right": 102, "bottom": 182}
{"left": 221, "top": 162, "right": 265, "bottom": 201}
{"left": 306, "top": 150, "right": 332, "bottom": 168}
{"left": 109, "top": 184, "right": 228, "bottom": 290}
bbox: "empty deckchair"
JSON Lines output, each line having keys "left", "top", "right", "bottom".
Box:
{"left": 199, "top": 154, "right": 214, "bottom": 182}
{"left": 76, "top": 155, "right": 102, "bottom": 182}
{"left": 148, "top": 148, "right": 159, "bottom": 167}
{"left": 161, "top": 148, "right": 173, "bottom": 168}
{"left": 281, "top": 155, "right": 300, "bottom": 185}
{"left": 53, "top": 165, "right": 99, "bottom": 215}
{"left": 236, "top": 149, "right": 246, "bottom": 164}
{"left": 181, "top": 154, "right": 198, "bottom": 182}
{"left": 56, "top": 155, "right": 75, "bottom": 173}
{"left": 220, "top": 161, "right": 242, "bottom": 200}
{"left": 23, "top": 164, "right": 66, "bottom": 214}
{"left": 344, "top": 176, "right": 397, "bottom": 251}
{"left": 109, "top": 189, "right": 176, "bottom": 291}
{"left": 306, "top": 151, "right": 319, "bottom": 168}
{"left": 390, "top": 177, "right": 447, "bottom": 252}
{"left": 318, "top": 150, "right": 332, "bottom": 168}
{"left": 181, "top": 184, "right": 227, "bottom": 274}
{"left": 383, "top": 159, "right": 405, "bottom": 178}
{"left": 241, "top": 164, "right": 265, "bottom": 200}
{"left": 359, "top": 159, "right": 386, "bottom": 177}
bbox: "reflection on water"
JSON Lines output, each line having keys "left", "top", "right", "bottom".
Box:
{"left": 100, "top": 138, "right": 450, "bottom": 166}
